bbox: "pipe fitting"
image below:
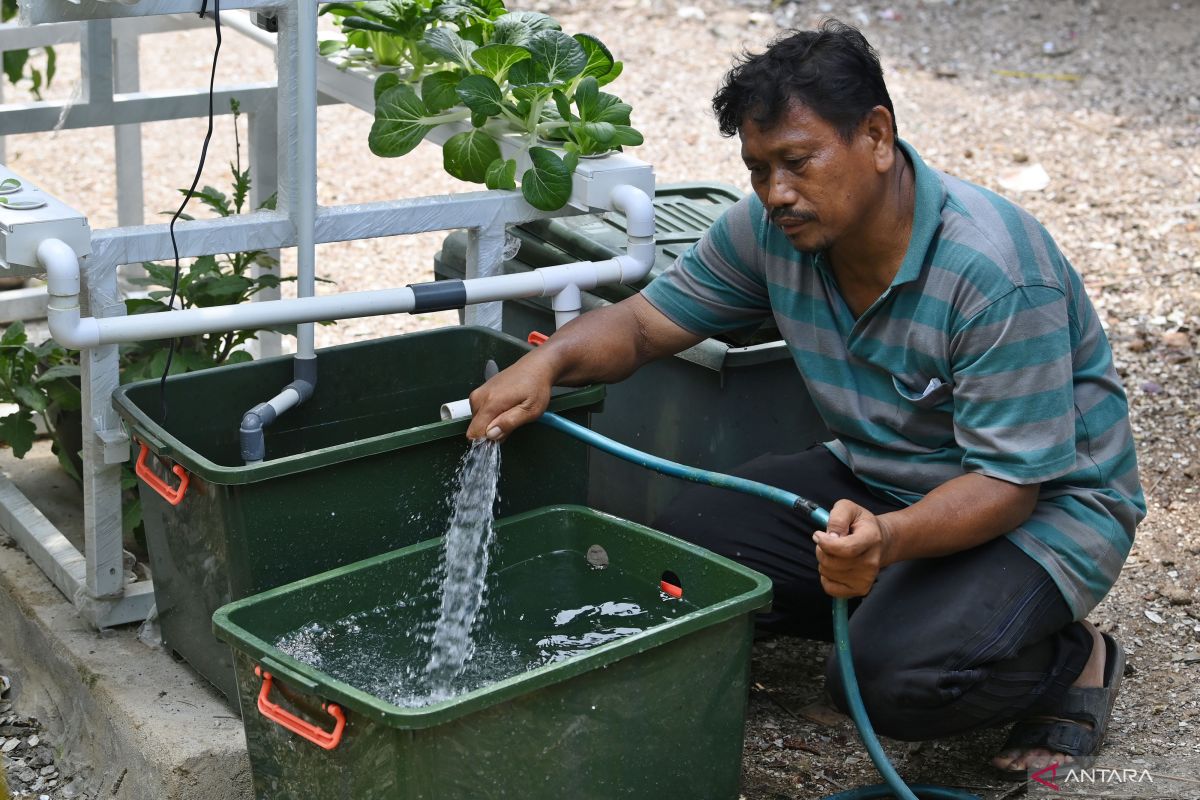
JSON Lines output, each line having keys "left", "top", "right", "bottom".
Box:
{"left": 38, "top": 239, "right": 101, "bottom": 349}
{"left": 239, "top": 403, "right": 277, "bottom": 463}
{"left": 609, "top": 184, "right": 654, "bottom": 239}
{"left": 552, "top": 282, "right": 582, "bottom": 328}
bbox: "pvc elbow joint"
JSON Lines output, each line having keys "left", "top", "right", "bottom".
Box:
{"left": 608, "top": 185, "right": 655, "bottom": 283}
{"left": 38, "top": 238, "right": 101, "bottom": 349}
{"left": 239, "top": 403, "right": 275, "bottom": 463}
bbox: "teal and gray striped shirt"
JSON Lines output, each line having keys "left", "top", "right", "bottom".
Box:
{"left": 641, "top": 140, "right": 1145, "bottom": 619}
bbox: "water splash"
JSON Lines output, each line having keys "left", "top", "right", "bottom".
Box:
{"left": 423, "top": 439, "right": 502, "bottom": 699}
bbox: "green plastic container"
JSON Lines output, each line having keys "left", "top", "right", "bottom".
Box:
{"left": 112, "top": 327, "right": 603, "bottom": 703}
{"left": 213, "top": 505, "right": 772, "bottom": 800}
{"left": 436, "top": 183, "right": 829, "bottom": 525}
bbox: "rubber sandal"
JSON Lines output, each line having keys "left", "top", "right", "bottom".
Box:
{"left": 992, "top": 631, "right": 1125, "bottom": 778}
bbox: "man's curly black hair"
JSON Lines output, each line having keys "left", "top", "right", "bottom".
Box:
{"left": 712, "top": 20, "right": 897, "bottom": 142}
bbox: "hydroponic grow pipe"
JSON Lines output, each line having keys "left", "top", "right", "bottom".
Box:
{"left": 38, "top": 186, "right": 654, "bottom": 349}
{"left": 530, "top": 411, "right": 977, "bottom": 800}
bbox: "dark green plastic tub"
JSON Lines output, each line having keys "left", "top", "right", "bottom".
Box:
{"left": 112, "top": 327, "right": 603, "bottom": 703}
{"left": 213, "top": 505, "right": 772, "bottom": 800}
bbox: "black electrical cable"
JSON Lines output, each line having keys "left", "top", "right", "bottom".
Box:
{"left": 158, "top": 0, "right": 222, "bottom": 422}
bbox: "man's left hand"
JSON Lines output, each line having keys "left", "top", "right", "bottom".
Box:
{"left": 812, "top": 499, "right": 894, "bottom": 598}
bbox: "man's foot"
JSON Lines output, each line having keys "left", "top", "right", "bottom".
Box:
{"left": 990, "top": 622, "right": 1118, "bottom": 775}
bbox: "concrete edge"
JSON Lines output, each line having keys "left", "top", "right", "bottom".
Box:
{"left": 0, "top": 533, "right": 252, "bottom": 800}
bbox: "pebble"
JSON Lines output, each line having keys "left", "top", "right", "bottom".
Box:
{"left": 1162, "top": 330, "right": 1191, "bottom": 350}
{"left": 2, "top": 737, "right": 20, "bottom": 753}
{"left": 1164, "top": 586, "right": 1195, "bottom": 606}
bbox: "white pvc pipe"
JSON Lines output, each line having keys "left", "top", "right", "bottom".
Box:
{"left": 439, "top": 399, "right": 472, "bottom": 422}
{"left": 295, "top": 1, "right": 318, "bottom": 361}
{"left": 38, "top": 183, "right": 658, "bottom": 348}
{"left": 267, "top": 385, "right": 303, "bottom": 416}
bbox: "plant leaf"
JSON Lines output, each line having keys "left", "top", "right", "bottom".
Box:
{"left": 592, "top": 91, "right": 633, "bottom": 125}
{"left": 471, "top": 44, "right": 530, "bottom": 81}
{"left": 0, "top": 412, "right": 36, "bottom": 459}
{"left": 578, "top": 120, "right": 615, "bottom": 144}
{"left": 598, "top": 60, "right": 623, "bottom": 87}
{"left": 497, "top": 11, "right": 560, "bottom": 33}
{"left": 373, "top": 71, "right": 401, "bottom": 103}
{"left": 573, "top": 76, "right": 599, "bottom": 120}
{"left": 35, "top": 363, "right": 80, "bottom": 384}
{"left": 1, "top": 320, "right": 26, "bottom": 347}
{"left": 489, "top": 15, "right": 533, "bottom": 46}
{"left": 553, "top": 89, "right": 573, "bottom": 123}
{"left": 609, "top": 125, "right": 644, "bottom": 147}
{"left": 574, "top": 34, "right": 614, "bottom": 81}
{"left": 340, "top": 15, "right": 399, "bottom": 34}
{"left": 443, "top": 129, "right": 502, "bottom": 183}
{"left": 421, "top": 27, "right": 477, "bottom": 72}
{"left": 189, "top": 275, "right": 256, "bottom": 307}
{"left": 12, "top": 384, "right": 47, "bottom": 413}
{"left": 527, "top": 30, "right": 587, "bottom": 84}
{"left": 455, "top": 74, "right": 502, "bottom": 116}
{"left": 507, "top": 58, "right": 550, "bottom": 88}
{"left": 485, "top": 157, "right": 517, "bottom": 190}
{"left": 319, "top": 39, "right": 345, "bottom": 56}
{"left": 2, "top": 48, "right": 27, "bottom": 86}
{"left": 370, "top": 83, "right": 437, "bottom": 157}
{"left": 124, "top": 297, "right": 173, "bottom": 315}
{"left": 420, "top": 70, "right": 461, "bottom": 112}
{"left": 44, "top": 380, "right": 81, "bottom": 412}
{"left": 521, "top": 146, "right": 572, "bottom": 211}
{"left": 44, "top": 45, "right": 56, "bottom": 88}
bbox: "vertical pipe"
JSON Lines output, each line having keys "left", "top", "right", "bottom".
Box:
{"left": 294, "top": 0, "right": 317, "bottom": 362}
{"left": 247, "top": 103, "right": 283, "bottom": 358}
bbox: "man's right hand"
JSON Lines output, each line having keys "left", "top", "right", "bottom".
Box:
{"left": 463, "top": 295, "right": 706, "bottom": 443}
{"left": 465, "top": 352, "right": 558, "bottom": 443}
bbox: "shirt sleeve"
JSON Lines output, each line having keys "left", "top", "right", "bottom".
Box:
{"left": 950, "top": 284, "right": 1078, "bottom": 484}
{"left": 640, "top": 195, "right": 771, "bottom": 337}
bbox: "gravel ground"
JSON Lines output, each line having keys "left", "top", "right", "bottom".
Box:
{"left": 3, "top": 1, "right": 1199, "bottom": 798}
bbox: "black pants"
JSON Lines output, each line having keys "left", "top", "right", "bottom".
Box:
{"left": 652, "top": 446, "right": 1095, "bottom": 741}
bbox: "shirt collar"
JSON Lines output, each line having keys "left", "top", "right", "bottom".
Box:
{"left": 891, "top": 138, "right": 946, "bottom": 287}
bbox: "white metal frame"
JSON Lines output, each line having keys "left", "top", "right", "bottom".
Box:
{"left": 2, "top": 1, "right": 654, "bottom": 629}
{"left": 0, "top": 10, "right": 284, "bottom": 626}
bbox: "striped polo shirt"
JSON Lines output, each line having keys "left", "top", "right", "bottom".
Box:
{"left": 641, "top": 140, "right": 1145, "bottom": 619}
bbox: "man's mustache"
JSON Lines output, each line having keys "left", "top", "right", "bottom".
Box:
{"left": 770, "top": 208, "right": 818, "bottom": 224}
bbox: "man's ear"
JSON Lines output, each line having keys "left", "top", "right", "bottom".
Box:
{"left": 860, "top": 106, "right": 896, "bottom": 174}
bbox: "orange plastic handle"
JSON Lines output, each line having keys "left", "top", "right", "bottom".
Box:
{"left": 135, "top": 442, "right": 190, "bottom": 506}
{"left": 255, "top": 666, "right": 346, "bottom": 751}
{"left": 527, "top": 331, "right": 549, "bottom": 346}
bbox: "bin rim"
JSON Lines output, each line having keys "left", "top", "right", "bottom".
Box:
{"left": 110, "top": 327, "right": 605, "bottom": 484}
{"left": 212, "top": 504, "right": 772, "bottom": 731}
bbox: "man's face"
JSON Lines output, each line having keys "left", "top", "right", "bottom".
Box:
{"left": 740, "top": 101, "right": 882, "bottom": 255}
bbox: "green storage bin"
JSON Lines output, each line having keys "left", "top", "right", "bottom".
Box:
{"left": 112, "top": 327, "right": 603, "bottom": 703}
{"left": 212, "top": 504, "right": 772, "bottom": 800}
{"left": 436, "top": 183, "right": 829, "bottom": 525}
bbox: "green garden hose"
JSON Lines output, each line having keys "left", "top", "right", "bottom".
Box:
{"left": 538, "top": 411, "right": 979, "bottom": 800}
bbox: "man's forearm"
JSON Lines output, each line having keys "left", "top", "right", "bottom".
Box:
{"left": 877, "top": 473, "right": 1039, "bottom": 566}
{"left": 529, "top": 295, "right": 704, "bottom": 387}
